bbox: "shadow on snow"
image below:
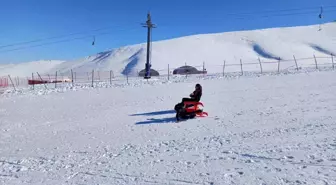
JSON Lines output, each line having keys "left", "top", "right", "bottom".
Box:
{"left": 130, "top": 110, "right": 176, "bottom": 116}
{"left": 130, "top": 110, "right": 178, "bottom": 125}
{"left": 135, "top": 117, "right": 178, "bottom": 125}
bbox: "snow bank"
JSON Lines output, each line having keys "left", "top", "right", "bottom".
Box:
{"left": 1, "top": 65, "right": 334, "bottom": 98}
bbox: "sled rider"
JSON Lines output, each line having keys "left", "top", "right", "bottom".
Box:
{"left": 181, "top": 83, "right": 202, "bottom": 104}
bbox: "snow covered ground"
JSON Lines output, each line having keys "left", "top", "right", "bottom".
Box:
{"left": 1, "top": 69, "right": 336, "bottom": 184}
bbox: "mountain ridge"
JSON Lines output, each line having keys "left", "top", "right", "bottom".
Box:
{"left": 1, "top": 22, "right": 335, "bottom": 77}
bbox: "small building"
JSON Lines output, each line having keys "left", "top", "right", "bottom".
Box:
{"left": 138, "top": 68, "right": 160, "bottom": 77}
{"left": 173, "top": 65, "right": 206, "bottom": 75}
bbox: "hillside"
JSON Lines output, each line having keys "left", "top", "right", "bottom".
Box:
{"left": 1, "top": 22, "right": 336, "bottom": 77}
{"left": 0, "top": 60, "right": 65, "bottom": 77}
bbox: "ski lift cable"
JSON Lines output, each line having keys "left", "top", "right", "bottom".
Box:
{"left": 223, "top": 5, "right": 336, "bottom": 16}
{"left": 157, "top": 9, "right": 336, "bottom": 29}
{"left": 0, "top": 30, "right": 135, "bottom": 53}
{"left": 204, "top": 9, "right": 336, "bottom": 21}
{"left": 250, "top": 9, "right": 335, "bottom": 19}
{"left": 0, "top": 25, "right": 140, "bottom": 49}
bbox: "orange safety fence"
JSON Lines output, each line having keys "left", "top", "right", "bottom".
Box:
{"left": 0, "top": 77, "right": 8, "bottom": 88}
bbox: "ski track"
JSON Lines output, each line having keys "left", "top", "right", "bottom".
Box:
{"left": 1, "top": 70, "right": 336, "bottom": 184}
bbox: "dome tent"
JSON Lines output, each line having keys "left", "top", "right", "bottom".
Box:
{"left": 138, "top": 68, "right": 160, "bottom": 77}
{"left": 173, "top": 65, "right": 205, "bottom": 75}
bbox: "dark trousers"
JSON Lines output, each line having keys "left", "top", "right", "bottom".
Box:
{"left": 182, "top": 98, "right": 197, "bottom": 103}
{"left": 175, "top": 98, "right": 198, "bottom": 112}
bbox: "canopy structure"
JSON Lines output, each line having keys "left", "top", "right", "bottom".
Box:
{"left": 138, "top": 68, "right": 160, "bottom": 77}
{"left": 173, "top": 65, "right": 205, "bottom": 75}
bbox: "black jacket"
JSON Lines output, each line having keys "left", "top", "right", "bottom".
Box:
{"left": 190, "top": 89, "right": 202, "bottom": 102}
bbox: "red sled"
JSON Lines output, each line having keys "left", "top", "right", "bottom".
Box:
{"left": 183, "top": 101, "right": 208, "bottom": 117}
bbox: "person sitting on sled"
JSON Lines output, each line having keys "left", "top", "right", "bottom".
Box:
{"left": 175, "top": 83, "right": 203, "bottom": 113}
{"left": 181, "top": 83, "right": 202, "bottom": 104}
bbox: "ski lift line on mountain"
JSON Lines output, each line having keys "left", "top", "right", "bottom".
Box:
{"left": 0, "top": 30, "right": 140, "bottom": 54}
{"left": 0, "top": 26, "right": 141, "bottom": 50}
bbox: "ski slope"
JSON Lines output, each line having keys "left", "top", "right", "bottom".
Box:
{"left": 1, "top": 22, "right": 336, "bottom": 77}
{"left": 1, "top": 70, "right": 336, "bottom": 184}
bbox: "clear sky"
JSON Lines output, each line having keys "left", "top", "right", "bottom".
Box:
{"left": 0, "top": 0, "right": 335, "bottom": 64}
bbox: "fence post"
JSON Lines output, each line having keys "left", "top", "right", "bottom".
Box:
{"left": 8, "top": 75, "right": 16, "bottom": 91}
{"left": 168, "top": 64, "right": 170, "bottom": 80}
{"left": 240, "top": 59, "right": 243, "bottom": 75}
{"left": 313, "top": 55, "right": 318, "bottom": 69}
{"left": 293, "top": 55, "right": 298, "bottom": 71}
{"left": 55, "top": 71, "right": 58, "bottom": 88}
{"left": 91, "top": 70, "right": 94, "bottom": 87}
{"left": 277, "top": 57, "right": 281, "bottom": 73}
{"left": 71, "top": 69, "right": 74, "bottom": 87}
{"left": 258, "top": 57, "right": 263, "bottom": 74}
{"left": 109, "top": 70, "right": 112, "bottom": 85}
{"left": 37, "top": 72, "right": 48, "bottom": 89}
{"left": 16, "top": 77, "right": 19, "bottom": 87}
{"left": 62, "top": 73, "right": 64, "bottom": 84}
{"left": 126, "top": 73, "right": 129, "bottom": 84}
{"left": 223, "top": 60, "right": 226, "bottom": 77}
{"left": 331, "top": 54, "right": 334, "bottom": 70}
{"left": 32, "top": 73, "right": 35, "bottom": 90}
{"left": 203, "top": 61, "right": 205, "bottom": 77}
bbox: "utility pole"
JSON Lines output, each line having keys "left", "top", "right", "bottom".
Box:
{"left": 142, "top": 12, "right": 156, "bottom": 79}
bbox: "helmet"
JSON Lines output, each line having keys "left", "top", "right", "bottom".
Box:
{"left": 195, "top": 84, "right": 201, "bottom": 89}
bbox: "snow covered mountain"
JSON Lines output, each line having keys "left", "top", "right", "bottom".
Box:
{"left": 1, "top": 22, "right": 336, "bottom": 77}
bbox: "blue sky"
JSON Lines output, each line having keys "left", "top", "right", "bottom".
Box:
{"left": 0, "top": 0, "right": 335, "bottom": 64}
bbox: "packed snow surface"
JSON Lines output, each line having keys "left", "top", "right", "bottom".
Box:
{"left": 1, "top": 69, "right": 336, "bottom": 184}
{"left": 1, "top": 22, "right": 336, "bottom": 77}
